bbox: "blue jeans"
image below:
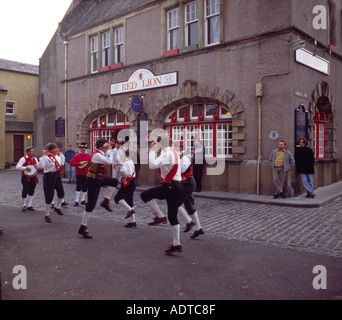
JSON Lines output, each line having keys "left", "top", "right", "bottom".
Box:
{"left": 300, "top": 173, "right": 315, "bottom": 195}
{"left": 66, "top": 163, "right": 76, "bottom": 180}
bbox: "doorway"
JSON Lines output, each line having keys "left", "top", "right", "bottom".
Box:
{"left": 13, "top": 135, "right": 24, "bottom": 163}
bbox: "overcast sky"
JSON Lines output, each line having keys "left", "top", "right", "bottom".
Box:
{"left": 0, "top": 0, "right": 73, "bottom": 65}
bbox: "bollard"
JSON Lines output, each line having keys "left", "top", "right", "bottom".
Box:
{"left": 0, "top": 272, "right": 2, "bottom": 300}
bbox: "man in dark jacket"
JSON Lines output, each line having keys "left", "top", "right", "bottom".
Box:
{"left": 295, "top": 138, "right": 316, "bottom": 198}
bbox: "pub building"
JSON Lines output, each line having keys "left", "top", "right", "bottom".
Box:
{"left": 35, "top": 0, "right": 342, "bottom": 195}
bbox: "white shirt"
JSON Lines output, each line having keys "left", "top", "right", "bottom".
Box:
{"left": 37, "top": 153, "right": 65, "bottom": 173}
{"left": 149, "top": 146, "right": 182, "bottom": 181}
{"left": 91, "top": 149, "right": 114, "bottom": 165}
{"left": 120, "top": 158, "right": 136, "bottom": 178}
{"left": 16, "top": 156, "right": 38, "bottom": 171}
{"left": 180, "top": 154, "right": 192, "bottom": 173}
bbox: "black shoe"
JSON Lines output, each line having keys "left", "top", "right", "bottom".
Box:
{"left": 22, "top": 206, "right": 27, "bottom": 212}
{"left": 100, "top": 199, "right": 113, "bottom": 212}
{"left": 273, "top": 194, "right": 279, "bottom": 199}
{"left": 62, "top": 201, "right": 69, "bottom": 207}
{"left": 279, "top": 192, "right": 286, "bottom": 199}
{"left": 184, "top": 221, "right": 195, "bottom": 233}
{"left": 310, "top": 194, "right": 316, "bottom": 199}
{"left": 191, "top": 228, "right": 204, "bottom": 239}
{"left": 165, "top": 244, "right": 182, "bottom": 254}
{"left": 125, "top": 222, "right": 137, "bottom": 228}
{"left": 26, "top": 206, "right": 35, "bottom": 211}
{"left": 80, "top": 201, "right": 87, "bottom": 205}
{"left": 78, "top": 225, "right": 93, "bottom": 239}
{"left": 74, "top": 202, "right": 79, "bottom": 207}
{"left": 148, "top": 216, "right": 167, "bottom": 226}
{"left": 54, "top": 208, "right": 64, "bottom": 216}
{"left": 45, "top": 215, "right": 52, "bottom": 223}
{"left": 125, "top": 209, "right": 135, "bottom": 219}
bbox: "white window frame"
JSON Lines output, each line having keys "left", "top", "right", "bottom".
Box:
{"left": 167, "top": 8, "right": 180, "bottom": 50}
{"left": 200, "top": 124, "right": 213, "bottom": 157}
{"left": 205, "top": 104, "right": 218, "bottom": 119}
{"left": 90, "top": 36, "right": 99, "bottom": 73}
{"left": 216, "top": 123, "right": 233, "bottom": 158}
{"left": 102, "top": 31, "right": 111, "bottom": 67}
{"left": 318, "top": 123, "right": 325, "bottom": 158}
{"left": 185, "top": 1, "right": 199, "bottom": 47}
{"left": 5, "top": 101, "right": 16, "bottom": 116}
{"left": 205, "top": 0, "right": 220, "bottom": 46}
{"left": 115, "top": 27, "right": 124, "bottom": 63}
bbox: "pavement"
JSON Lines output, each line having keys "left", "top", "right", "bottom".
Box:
{"left": 1, "top": 169, "right": 342, "bottom": 301}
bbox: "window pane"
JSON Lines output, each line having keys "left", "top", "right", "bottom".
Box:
{"left": 188, "top": 22, "right": 198, "bottom": 46}
{"left": 206, "top": 104, "right": 217, "bottom": 116}
{"left": 192, "top": 104, "right": 203, "bottom": 118}
{"left": 178, "top": 106, "right": 188, "bottom": 119}
{"left": 117, "top": 112, "right": 125, "bottom": 124}
{"left": 208, "top": 15, "right": 220, "bottom": 44}
{"left": 200, "top": 124, "right": 213, "bottom": 156}
{"left": 169, "top": 29, "right": 179, "bottom": 50}
{"left": 107, "top": 113, "right": 115, "bottom": 124}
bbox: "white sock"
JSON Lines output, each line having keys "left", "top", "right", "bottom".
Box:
{"left": 23, "top": 197, "right": 27, "bottom": 207}
{"left": 80, "top": 192, "right": 87, "bottom": 202}
{"left": 191, "top": 212, "right": 202, "bottom": 231}
{"left": 104, "top": 186, "right": 115, "bottom": 200}
{"left": 118, "top": 199, "right": 132, "bottom": 211}
{"left": 81, "top": 211, "right": 92, "bottom": 226}
{"left": 27, "top": 195, "right": 33, "bottom": 207}
{"left": 75, "top": 191, "right": 80, "bottom": 203}
{"left": 171, "top": 224, "right": 181, "bottom": 246}
{"left": 146, "top": 199, "right": 165, "bottom": 218}
{"left": 45, "top": 204, "right": 50, "bottom": 216}
{"left": 178, "top": 206, "right": 192, "bottom": 224}
{"left": 56, "top": 198, "right": 62, "bottom": 209}
{"left": 130, "top": 213, "right": 136, "bottom": 223}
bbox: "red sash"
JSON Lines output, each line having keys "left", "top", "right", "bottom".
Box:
{"left": 181, "top": 165, "right": 193, "bottom": 183}
{"left": 158, "top": 149, "right": 179, "bottom": 184}
{"left": 122, "top": 170, "right": 135, "bottom": 187}
{"left": 47, "top": 153, "right": 62, "bottom": 176}
{"left": 21, "top": 156, "right": 39, "bottom": 184}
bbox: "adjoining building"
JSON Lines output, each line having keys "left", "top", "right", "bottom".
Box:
{"left": 35, "top": 0, "right": 342, "bottom": 195}
{"left": 0, "top": 59, "right": 39, "bottom": 167}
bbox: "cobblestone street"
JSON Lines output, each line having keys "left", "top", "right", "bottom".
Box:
{"left": 1, "top": 169, "right": 342, "bottom": 259}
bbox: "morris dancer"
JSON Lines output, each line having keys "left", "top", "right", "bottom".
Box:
{"left": 16, "top": 146, "right": 39, "bottom": 212}
{"left": 37, "top": 143, "right": 65, "bottom": 222}
{"left": 140, "top": 134, "right": 184, "bottom": 255}
{"left": 78, "top": 138, "right": 118, "bottom": 239}
{"left": 114, "top": 148, "right": 136, "bottom": 228}
{"left": 70, "top": 142, "right": 91, "bottom": 206}
{"left": 178, "top": 151, "right": 204, "bottom": 239}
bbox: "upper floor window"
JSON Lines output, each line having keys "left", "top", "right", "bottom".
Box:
{"left": 5, "top": 101, "right": 16, "bottom": 116}
{"left": 205, "top": 0, "right": 220, "bottom": 46}
{"left": 167, "top": 8, "right": 180, "bottom": 50}
{"left": 185, "top": 1, "right": 199, "bottom": 47}
{"left": 115, "top": 27, "right": 124, "bottom": 63}
{"left": 90, "top": 36, "right": 99, "bottom": 73}
{"left": 102, "top": 32, "right": 111, "bottom": 67}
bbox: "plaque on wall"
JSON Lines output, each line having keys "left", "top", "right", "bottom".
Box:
{"left": 55, "top": 117, "right": 65, "bottom": 137}
{"left": 294, "top": 105, "right": 308, "bottom": 146}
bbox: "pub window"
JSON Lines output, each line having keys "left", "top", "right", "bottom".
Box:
{"left": 313, "top": 110, "right": 327, "bottom": 159}
{"left": 205, "top": 0, "right": 220, "bottom": 46}
{"left": 167, "top": 8, "right": 180, "bottom": 50}
{"left": 185, "top": 1, "right": 199, "bottom": 47}
{"left": 164, "top": 103, "right": 233, "bottom": 159}
{"left": 5, "top": 101, "right": 16, "bottom": 116}
{"left": 115, "top": 27, "right": 124, "bottom": 63}
{"left": 90, "top": 36, "right": 98, "bottom": 73}
{"left": 102, "top": 31, "right": 111, "bottom": 67}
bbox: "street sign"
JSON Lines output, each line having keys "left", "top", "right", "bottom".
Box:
{"left": 131, "top": 96, "right": 143, "bottom": 113}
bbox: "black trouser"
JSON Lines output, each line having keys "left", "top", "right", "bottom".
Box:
{"left": 21, "top": 175, "right": 37, "bottom": 198}
{"left": 178, "top": 176, "right": 197, "bottom": 215}
{"left": 43, "top": 172, "right": 65, "bottom": 204}
{"left": 86, "top": 177, "right": 118, "bottom": 213}
{"left": 114, "top": 178, "right": 136, "bottom": 208}
{"left": 193, "top": 164, "right": 204, "bottom": 190}
{"left": 76, "top": 175, "right": 88, "bottom": 192}
{"left": 140, "top": 181, "right": 184, "bottom": 226}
